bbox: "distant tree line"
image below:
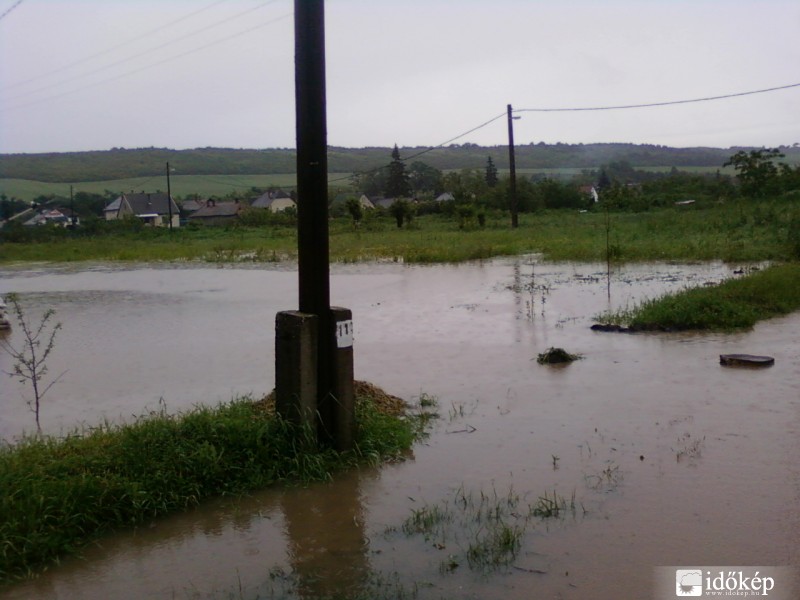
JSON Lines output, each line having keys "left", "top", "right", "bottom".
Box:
{"left": 3, "top": 143, "right": 799, "bottom": 183}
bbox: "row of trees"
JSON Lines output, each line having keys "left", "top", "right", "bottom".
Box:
{"left": 350, "top": 145, "right": 800, "bottom": 219}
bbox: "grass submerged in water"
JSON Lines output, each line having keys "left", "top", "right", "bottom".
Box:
{"left": 0, "top": 393, "right": 420, "bottom": 582}
{"left": 597, "top": 263, "right": 800, "bottom": 331}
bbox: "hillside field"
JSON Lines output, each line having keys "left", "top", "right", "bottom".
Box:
{"left": 0, "top": 167, "right": 736, "bottom": 203}
{"left": 0, "top": 174, "right": 345, "bottom": 203}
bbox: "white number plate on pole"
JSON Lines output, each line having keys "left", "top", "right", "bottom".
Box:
{"left": 336, "top": 319, "right": 354, "bottom": 348}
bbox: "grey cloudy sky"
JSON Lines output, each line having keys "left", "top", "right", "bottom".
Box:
{"left": 1, "top": 0, "right": 798, "bottom": 154}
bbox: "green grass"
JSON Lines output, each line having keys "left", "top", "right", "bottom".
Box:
{"left": 5, "top": 198, "right": 799, "bottom": 265}
{"left": 398, "top": 484, "right": 535, "bottom": 572}
{"left": 0, "top": 394, "right": 419, "bottom": 582}
{"left": 597, "top": 263, "right": 800, "bottom": 331}
{"left": 531, "top": 490, "right": 575, "bottom": 519}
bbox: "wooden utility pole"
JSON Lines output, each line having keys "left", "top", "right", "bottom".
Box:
{"left": 507, "top": 104, "right": 519, "bottom": 228}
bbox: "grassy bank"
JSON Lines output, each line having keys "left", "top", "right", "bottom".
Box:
{"left": 0, "top": 391, "right": 420, "bottom": 582}
{"left": 2, "top": 199, "right": 798, "bottom": 265}
{"left": 597, "top": 263, "right": 800, "bottom": 331}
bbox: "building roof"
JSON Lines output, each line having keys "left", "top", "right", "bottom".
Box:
{"left": 104, "top": 197, "right": 122, "bottom": 212}
{"left": 123, "top": 193, "right": 178, "bottom": 216}
{"left": 180, "top": 199, "right": 204, "bottom": 212}
{"left": 188, "top": 200, "right": 243, "bottom": 219}
{"left": 252, "top": 190, "right": 294, "bottom": 209}
{"left": 105, "top": 193, "right": 178, "bottom": 216}
{"left": 23, "top": 208, "right": 72, "bottom": 226}
{"left": 372, "top": 197, "right": 396, "bottom": 209}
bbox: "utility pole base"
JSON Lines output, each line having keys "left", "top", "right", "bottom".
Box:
{"left": 330, "top": 307, "right": 355, "bottom": 452}
{"left": 275, "top": 311, "right": 318, "bottom": 431}
{"left": 275, "top": 308, "right": 355, "bottom": 451}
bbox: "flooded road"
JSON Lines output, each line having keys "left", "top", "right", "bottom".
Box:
{"left": 1, "top": 258, "right": 798, "bottom": 599}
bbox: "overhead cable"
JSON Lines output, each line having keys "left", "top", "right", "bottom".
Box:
{"left": 335, "top": 81, "right": 799, "bottom": 183}
{"left": 515, "top": 82, "right": 800, "bottom": 114}
{"left": 1, "top": 1, "right": 283, "bottom": 103}
{"left": 0, "top": 0, "right": 24, "bottom": 22}
{"left": 1, "top": 14, "right": 291, "bottom": 111}
{"left": 2, "top": 0, "right": 233, "bottom": 91}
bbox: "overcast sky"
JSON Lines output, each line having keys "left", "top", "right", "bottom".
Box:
{"left": 1, "top": 0, "right": 798, "bottom": 154}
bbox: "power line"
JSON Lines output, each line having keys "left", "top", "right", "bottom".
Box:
{"left": 1, "top": 13, "right": 291, "bottom": 112}
{"left": 329, "top": 111, "right": 508, "bottom": 184}
{"left": 515, "top": 82, "right": 800, "bottom": 114}
{"left": 1, "top": 1, "right": 284, "bottom": 103}
{"left": 335, "top": 81, "right": 800, "bottom": 185}
{"left": 1, "top": 0, "right": 233, "bottom": 92}
{"left": 0, "top": 0, "right": 24, "bottom": 22}
{"left": 402, "top": 112, "right": 508, "bottom": 161}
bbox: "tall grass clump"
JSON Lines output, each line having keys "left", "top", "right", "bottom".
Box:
{"left": 0, "top": 394, "right": 420, "bottom": 582}
{"left": 597, "top": 263, "right": 800, "bottom": 331}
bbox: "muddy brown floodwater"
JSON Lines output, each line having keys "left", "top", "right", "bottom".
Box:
{"left": 1, "top": 257, "right": 798, "bottom": 599}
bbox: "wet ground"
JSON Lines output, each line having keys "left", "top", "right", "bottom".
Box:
{"left": 1, "top": 258, "right": 798, "bottom": 599}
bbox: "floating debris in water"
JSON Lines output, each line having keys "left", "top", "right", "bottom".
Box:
{"left": 719, "top": 354, "right": 775, "bottom": 368}
{"left": 536, "top": 347, "right": 583, "bottom": 365}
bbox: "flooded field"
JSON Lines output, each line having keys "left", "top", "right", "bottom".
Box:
{"left": 1, "top": 258, "right": 798, "bottom": 599}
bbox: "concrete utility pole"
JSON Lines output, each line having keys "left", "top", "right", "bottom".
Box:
{"left": 294, "top": 0, "right": 330, "bottom": 336}
{"left": 275, "top": 0, "right": 355, "bottom": 450}
{"left": 69, "top": 185, "right": 75, "bottom": 228}
{"left": 507, "top": 104, "right": 519, "bottom": 228}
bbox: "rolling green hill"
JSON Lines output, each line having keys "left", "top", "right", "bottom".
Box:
{"left": 4, "top": 143, "right": 799, "bottom": 183}
{"left": 2, "top": 143, "right": 798, "bottom": 203}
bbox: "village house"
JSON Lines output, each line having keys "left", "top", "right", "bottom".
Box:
{"left": 356, "top": 194, "right": 375, "bottom": 209}
{"left": 104, "top": 192, "right": 180, "bottom": 228}
{"left": 251, "top": 190, "right": 296, "bottom": 213}
{"left": 434, "top": 192, "right": 455, "bottom": 202}
{"left": 578, "top": 185, "right": 599, "bottom": 203}
{"left": 370, "top": 197, "right": 396, "bottom": 209}
{"left": 186, "top": 199, "right": 247, "bottom": 226}
{"left": 23, "top": 207, "right": 79, "bottom": 227}
{"left": 330, "top": 193, "right": 375, "bottom": 213}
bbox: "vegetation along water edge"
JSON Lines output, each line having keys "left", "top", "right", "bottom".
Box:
{"left": 0, "top": 386, "right": 428, "bottom": 583}
{"left": 594, "top": 262, "right": 800, "bottom": 331}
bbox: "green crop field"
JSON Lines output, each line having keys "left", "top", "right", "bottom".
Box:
{"left": 0, "top": 165, "right": 743, "bottom": 203}
{"left": 0, "top": 173, "right": 354, "bottom": 203}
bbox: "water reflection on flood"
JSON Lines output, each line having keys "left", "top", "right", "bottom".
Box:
{"left": 1, "top": 258, "right": 798, "bottom": 599}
